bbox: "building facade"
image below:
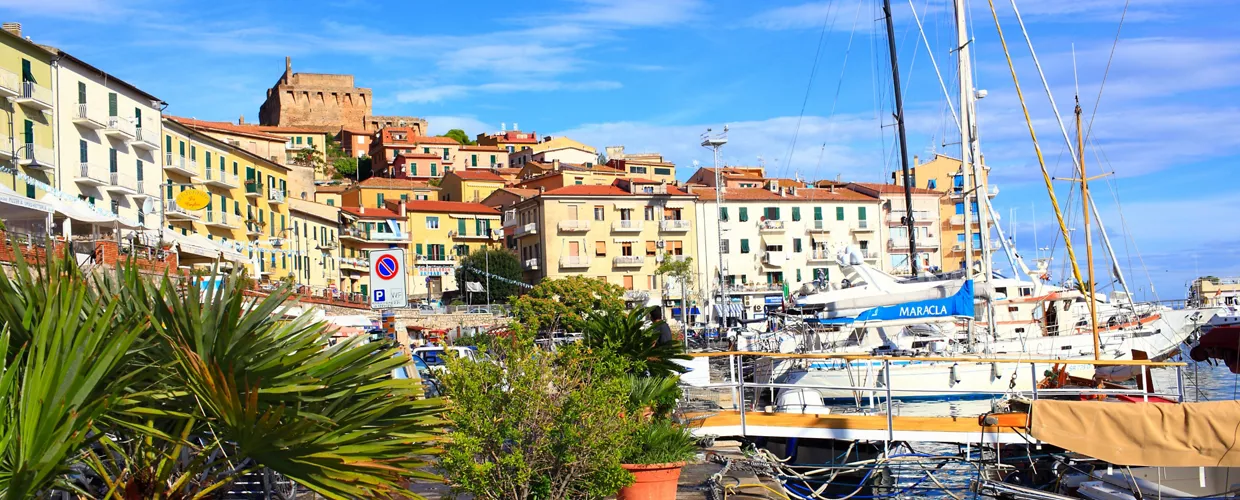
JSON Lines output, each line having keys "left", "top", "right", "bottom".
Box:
{"left": 847, "top": 182, "right": 945, "bottom": 275}
{"left": 604, "top": 146, "right": 676, "bottom": 183}
{"left": 509, "top": 136, "right": 597, "bottom": 167}
{"left": 0, "top": 24, "right": 56, "bottom": 199}
{"left": 475, "top": 128, "right": 538, "bottom": 153}
{"left": 404, "top": 200, "right": 502, "bottom": 300}
{"left": 508, "top": 179, "right": 699, "bottom": 310}
{"left": 258, "top": 57, "right": 371, "bottom": 131}
{"left": 340, "top": 177, "right": 438, "bottom": 208}
{"left": 51, "top": 50, "right": 163, "bottom": 227}
{"left": 339, "top": 205, "right": 408, "bottom": 298}
{"left": 893, "top": 153, "right": 999, "bottom": 272}
{"left": 689, "top": 183, "right": 883, "bottom": 321}
{"left": 439, "top": 169, "right": 505, "bottom": 203}
{"left": 288, "top": 198, "right": 340, "bottom": 290}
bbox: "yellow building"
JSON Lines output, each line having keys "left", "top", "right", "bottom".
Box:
{"left": 0, "top": 25, "right": 56, "bottom": 200}
{"left": 893, "top": 153, "right": 998, "bottom": 272}
{"left": 338, "top": 205, "right": 408, "bottom": 298}
{"left": 341, "top": 177, "right": 439, "bottom": 208}
{"left": 510, "top": 136, "right": 598, "bottom": 168}
{"left": 1189, "top": 277, "right": 1240, "bottom": 308}
{"left": 313, "top": 182, "right": 350, "bottom": 207}
{"left": 288, "top": 198, "right": 341, "bottom": 290}
{"left": 438, "top": 169, "right": 505, "bottom": 203}
{"left": 162, "top": 117, "right": 293, "bottom": 282}
{"left": 404, "top": 200, "right": 503, "bottom": 299}
{"left": 604, "top": 146, "right": 677, "bottom": 183}
{"left": 508, "top": 178, "right": 699, "bottom": 309}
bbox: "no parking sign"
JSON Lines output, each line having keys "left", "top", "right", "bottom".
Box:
{"left": 369, "top": 249, "right": 407, "bottom": 309}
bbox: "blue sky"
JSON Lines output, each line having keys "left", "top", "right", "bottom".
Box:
{"left": 3, "top": 0, "right": 1238, "bottom": 301}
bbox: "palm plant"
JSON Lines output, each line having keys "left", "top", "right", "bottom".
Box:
{"left": 0, "top": 246, "right": 443, "bottom": 499}
{"left": 581, "top": 307, "right": 689, "bottom": 378}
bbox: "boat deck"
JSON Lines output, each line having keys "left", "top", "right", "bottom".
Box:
{"left": 687, "top": 410, "right": 1030, "bottom": 444}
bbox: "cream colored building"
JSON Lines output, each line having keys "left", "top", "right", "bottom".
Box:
{"left": 510, "top": 136, "right": 598, "bottom": 168}
{"left": 689, "top": 183, "right": 883, "bottom": 320}
{"left": 604, "top": 146, "right": 676, "bottom": 183}
{"left": 289, "top": 198, "right": 340, "bottom": 290}
{"left": 507, "top": 178, "right": 699, "bottom": 310}
{"left": 893, "top": 153, "right": 999, "bottom": 272}
{"left": 1189, "top": 277, "right": 1240, "bottom": 308}
{"left": 846, "top": 182, "right": 945, "bottom": 275}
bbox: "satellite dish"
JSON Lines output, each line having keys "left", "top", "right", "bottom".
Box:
{"left": 142, "top": 198, "right": 155, "bottom": 214}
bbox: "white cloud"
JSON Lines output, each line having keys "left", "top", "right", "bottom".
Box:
{"left": 552, "top": 0, "right": 703, "bottom": 27}
{"left": 396, "top": 80, "right": 621, "bottom": 104}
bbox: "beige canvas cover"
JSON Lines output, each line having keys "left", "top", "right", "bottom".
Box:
{"left": 1031, "top": 400, "right": 1240, "bottom": 467}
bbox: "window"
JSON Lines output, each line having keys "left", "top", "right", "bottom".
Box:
{"left": 740, "top": 239, "right": 750, "bottom": 254}
{"left": 668, "top": 240, "right": 683, "bottom": 255}
{"left": 79, "top": 140, "right": 87, "bottom": 163}
{"left": 768, "top": 272, "right": 784, "bottom": 284}
{"left": 431, "top": 163, "right": 438, "bottom": 177}
{"left": 327, "top": 199, "right": 335, "bottom": 206}
{"left": 296, "top": 136, "right": 303, "bottom": 145}
{"left": 471, "top": 154, "right": 477, "bottom": 166}
{"left": 458, "top": 218, "right": 467, "bottom": 234}
{"left": 401, "top": 194, "right": 408, "bottom": 201}
{"left": 574, "top": 177, "right": 584, "bottom": 185}
{"left": 23, "top": 119, "right": 32, "bottom": 146}
{"left": 739, "top": 207, "right": 749, "bottom": 222}
{"left": 646, "top": 241, "right": 657, "bottom": 256}
{"left": 720, "top": 239, "right": 730, "bottom": 253}
{"left": 814, "top": 206, "right": 823, "bottom": 221}
{"left": 107, "top": 92, "right": 117, "bottom": 117}
{"left": 21, "top": 59, "right": 34, "bottom": 82}
{"left": 764, "top": 207, "right": 780, "bottom": 220}
{"left": 858, "top": 207, "right": 867, "bottom": 220}
{"left": 720, "top": 207, "right": 729, "bottom": 221}
{"left": 927, "top": 179, "right": 937, "bottom": 189}
{"left": 595, "top": 241, "right": 607, "bottom": 256}
{"left": 77, "top": 82, "right": 86, "bottom": 104}
{"left": 416, "top": 244, "right": 424, "bottom": 255}
{"left": 426, "top": 216, "right": 439, "bottom": 229}
{"left": 792, "top": 207, "right": 801, "bottom": 221}
{"left": 490, "top": 155, "right": 497, "bottom": 165}
{"left": 376, "top": 193, "right": 384, "bottom": 207}
{"left": 654, "top": 167, "right": 672, "bottom": 176}
{"left": 793, "top": 238, "right": 802, "bottom": 253}
{"left": 955, "top": 202, "right": 965, "bottom": 215}
{"left": 630, "top": 166, "right": 648, "bottom": 174}
{"left": 619, "top": 208, "right": 633, "bottom": 220}
{"left": 836, "top": 207, "right": 845, "bottom": 221}
{"left": 108, "top": 148, "right": 117, "bottom": 173}
{"left": 623, "top": 275, "right": 634, "bottom": 290}
{"left": 622, "top": 242, "right": 633, "bottom": 256}
{"left": 814, "top": 268, "right": 829, "bottom": 282}
{"left": 594, "top": 206, "right": 605, "bottom": 220}
{"left": 644, "top": 207, "right": 655, "bottom": 220}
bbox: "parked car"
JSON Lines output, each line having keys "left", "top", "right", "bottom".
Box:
{"left": 390, "top": 354, "right": 441, "bottom": 397}
{"left": 412, "top": 346, "right": 479, "bottom": 372}
{"left": 415, "top": 304, "right": 440, "bottom": 314}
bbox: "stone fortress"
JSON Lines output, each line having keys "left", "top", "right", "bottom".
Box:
{"left": 258, "top": 57, "right": 424, "bottom": 134}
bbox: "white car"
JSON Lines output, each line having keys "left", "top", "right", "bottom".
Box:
{"left": 412, "top": 346, "right": 479, "bottom": 372}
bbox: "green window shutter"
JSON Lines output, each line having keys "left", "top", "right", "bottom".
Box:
{"left": 296, "top": 137, "right": 302, "bottom": 145}
{"left": 79, "top": 140, "right": 87, "bottom": 163}
{"left": 376, "top": 193, "right": 384, "bottom": 206}
{"left": 25, "top": 183, "right": 34, "bottom": 199}
{"left": 136, "top": 159, "right": 143, "bottom": 181}
{"left": 471, "top": 154, "right": 477, "bottom": 166}
{"left": 793, "top": 238, "right": 802, "bottom": 252}
{"left": 165, "top": 135, "right": 172, "bottom": 150}
{"left": 234, "top": 200, "right": 240, "bottom": 215}
{"left": 400, "top": 194, "right": 408, "bottom": 201}
{"left": 773, "top": 207, "right": 780, "bottom": 220}
{"left": 423, "top": 147, "right": 429, "bottom": 154}
{"left": 490, "top": 155, "right": 496, "bottom": 165}
{"left": 109, "top": 148, "right": 117, "bottom": 172}
{"left": 814, "top": 207, "right": 823, "bottom": 220}
{"left": 797, "top": 269, "right": 802, "bottom": 282}
{"left": 836, "top": 207, "right": 845, "bottom": 221}
{"left": 77, "top": 82, "right": 86, "bottom": 104}
{"left": 431, "top": 163, "right": 438, "bottom": 176}
{"left": 108, "top": 93, "right": 117, "bottom": 116}
{"left": 179, "top": 141, "right": 185, "bottom": 157}
{"left": 792, "top": 207, "right": 801, "bottom": 221}
{"left": 190, "top": 145, "right": 197, "bottom": 161}
{"left": 233, "top": 161, "right": 239, "bottom": 175}
{"left": 21, "top": 59, "right": 33, "bottom": 82}
{"left": 205, "top": 152, "right": 211, "bottom": 170}
{"left": 740, "top": 239, "right": 750, "bottom": 253}
{"left": 134, "top": 108, "right": 141, "bottom": 124}
{"left": 858, "top": 207, "right": 867, "bottom": 220}
{"left": 23, "top": 120, "right": 33, "bottom": 144}
{"left": 739, "top": 207, "right": 748, "bottom": 222}
{"left": 416, "top": 244, "right": 423, "bottom": 255}
{"left": 458, "top": 218, "right": 466, "bottom": 234}
{"left": 327, "top": 199, "right": 334, "bottom": 206}
{"left": 720, "top": 207, "right": 728, "bottom": 220}
{"left": 412, "top": 163, "right": 418, "bottom": 176}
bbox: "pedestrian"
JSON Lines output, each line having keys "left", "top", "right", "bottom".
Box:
{"left": 650, "top": 307, "right": 674, "bottom": 345}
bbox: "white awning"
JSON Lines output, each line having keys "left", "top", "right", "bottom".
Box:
{"left": 0, "top": 184, "right": 52, "bottom": 218}
{"left": 169, "top": 232, "right": 221, "bottom": 258}
{"left": 38, "top": 194, "right": 140, "bottom": 229}
{"left": 613, "top": 238, "right": 640, "bottom": 243}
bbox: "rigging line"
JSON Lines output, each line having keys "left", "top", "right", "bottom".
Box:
{"left": 818, "top": 0, "right": 866, "bottom": 181}
{"left": 907, "top": 0, "right": 959, "bottom": 127}
{"left": 1084, "top": 0, "right": 1131, "bottom": 143}
{"left": 779, "top": 0, "right": 839, "bottom": 181}
{"left": 1096, "top": 144, "right": 1160, "bottom": 302}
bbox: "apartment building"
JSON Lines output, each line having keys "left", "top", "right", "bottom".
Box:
{"left": 50, "top": 49, "right": 163, "bottom": 227}
{"left": 509, "top": 136, "right": 597, "bottom": 167}
{"left": 846, "top": 182, "right": 945, "bottom": 275}
{"left": 689, "top": 182, "right": 882, "bottom": 321}
{"left": 0, "top": 24, "right": 56, "bottom": 199}
{"left": 475, "top": 127, "right": 538, "bottom": 154}
{"left": 313, "top": 182, "right": 349, "bottom": 207}
{"left": 340, "top": 177, "right": 438, "bottom": 208}
{"left": 439, "top": 169, "right": 505, "bottom": 203}
{"left": 339, "top": 205, "right": 407, "bottom": 297}
{"left": 458, "top": 145, "right": 508, "bottom": 169}
{"left": 167, "top": 117, "right": 319, "bottom": 202}
{"left": 369, "top": 127, "right": 460, "bottom": 177}
{"left": 404, "top": 200, "right": 502, "bottom": 299}
{"left": 252, "top": 125, "right": 330, "bottom": 167}
{"left": 161, "top": 117, "right": 293, "bottom": 280}
{"left": 288, "top": 198, "right": 340, "bottom": 290}
{"left": 685, "top": 166, "right": 767, "bottom": 188}
{"left": 508, "top": 178, "right": 699, "bottom": 309}
{"left": 893, "top": 153, "right": 999, "bottom": 272}
{"left": 603, "top": 146, "right": 676, "bottom": 184}
{"left": 514, "top": 160, "right": 627, "bottom": 189}
{"left": 339, "top": 128, "right": 370, "bottom": 158}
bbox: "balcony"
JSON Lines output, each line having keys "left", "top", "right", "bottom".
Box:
{"left": 861, "top": 250, "right": 879, "bottom": 261}
{"left": 623, "top": 290, "right": 650, "bottom": 302}
{"left": 269, "top": 237, "right": 285, "bottom": 247}
{"left": 0, "top": 68, "right": 18, "bottom": 98}
{"left": 72, "top": 103, "right": 107, "bottom": 129}
{"left": 18, "top": 143, "right": 55, "bottom": 170}
{"left": 514, "top": 222, "right": 538, "bottom": 237}
{"left": 886, "top": 210, "right": 935, "bottom": 225}
{"left": 14, "top": 81, "right": 53, "bottom": 110}
{"left": 416, "top": 254, "right": 455, "bottom": 266}
{"left": 557, "top": 220, "right": 591, "bottom": 232}
{"left": 340, "top": 226, "right": 406, "bottom": 243}
{"left": 202, "top": 168, "right": 240, "bottom": 188}
{"left": 612, "top": 220, "right": 643, "bottom": 232}
{"left": 74, "top": 164, "right": 109, "bottom": 187}
{"left": 131, "top": 180, "right": 150, "bottom": 199}
{"left": 723, "top": 283, "right": 785, "bottom": 294}
{"left": 887, "top": 237, "right": 938, "bottom": 252}
{"left": 104, "top": 172, "right": 137, "bottom": 195}
{"left": 987, "top": 185, "right": 999, "bottom": 198}
{"left": 204, "top": 210, "right": 237, "bottom": 229}
{"left": 449, "top": 229, "right": 500, "bottom": 241}
{"left": 245, "top": 221, "right": 263, "bottom": 237}
{"left": 660, "top": 219, "right": 691, "bottom": 232}
{"left": 761, "top": 251, "right": 787, "bottom": 266}
{"left": 851, "top": 220, "right": 875, "bottom": 232}
{"left": 104, "top": 116, "right": 135, "bottom": 141}
{"left": 245, "top": 180, "right": 264, "bottom": 199}
{"left": 808, "top": 249, "right": 831, "bottom": 262}
{"left": 164, "top": 154, "right": 200, "bottom": 177}
{"left": 267, "top": 187, "right": 286, "bottom": 204}
{"left": 559, "top": 255, "right": 591, "bottom": 268}
{"left": 165, "top": 200, "right": 201, "bottom": 221}
{"left": 132, "top": 127, "right": 160, "bottom": 151}
{"left": 662, "top": 254, "right": 690, "bottom": 263}
{"left": 341, "top": 257, "right": 369, "bottom": 271}
{"left": 613, "top": 255, "right": 645, "bottom": 267}
{"left": 0, "top": 138, "right": 10, "bottom": 160}
{"left": 757, "top": 220, "right": 784, "bottom": 233}
{"left": 502, "top": 211, "right": 517, "bottom": 228}
{"left": 317, "top": 240, "right": 338, "bottom": 250}
{"left": 807, "top": 220, "right": 830, "bottom": 233}
{"left": 523, "top": 258, "right": 540, "bottom": 271}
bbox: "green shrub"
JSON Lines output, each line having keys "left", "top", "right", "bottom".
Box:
{"left": 622, "top": 420, "right": 698, "bottom": 465}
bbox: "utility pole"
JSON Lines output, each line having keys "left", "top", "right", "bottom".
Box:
{"left": 701, "top": 127, "right": 728, "bottom": 327}
{"left": 882, "top": 0, "right": 918, "bottom": 277}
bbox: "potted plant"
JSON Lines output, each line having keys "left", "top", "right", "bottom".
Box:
{"left": 617, "top": 419, "right": 698, "bottom": 500}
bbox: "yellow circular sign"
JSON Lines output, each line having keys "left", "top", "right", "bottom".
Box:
{"left": 175, "top": 189, "right": 210, "bottom": 211}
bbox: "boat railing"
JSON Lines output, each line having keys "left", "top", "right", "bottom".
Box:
{"left": 680, "top": 351, "right": 1186, "bottom": 443}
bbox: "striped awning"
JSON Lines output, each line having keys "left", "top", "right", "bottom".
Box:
{"left": 713, "top": 304, "right": 745, "bottom": 318}
{"left": 613, "top": 238, "right": 640, "bottom": 243}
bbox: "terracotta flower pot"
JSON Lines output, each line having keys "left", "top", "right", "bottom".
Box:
{"left": 617, "top": 462, "right": 685, "bottom": 500}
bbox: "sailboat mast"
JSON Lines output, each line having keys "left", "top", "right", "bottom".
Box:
{"left": 1077, "top": 96, "right": 1101, "bottom": 360}
{"left": 882, "top": 0, "right": 919, "bottom": 276}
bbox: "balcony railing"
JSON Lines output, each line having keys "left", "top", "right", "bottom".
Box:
{"left": 758, "top": 220, "right": 784, "bottom": 231}
{"left": 341, "top": 257, "right": 369, "bottom": 269}
{"left": 557, "top": 220, "right": 591, "bottom": 232}
{"left": 762, "top": 251, "right": 786, "bottom": 265}
{"left": 860, "top": 250, "right": 879, "bottom": 260}
{"left": 623, "top": 290, "right": 650, "bottom": 302}
{"left": 19, "top": 143, "right": 55, "bottom": 170}
{"left": 204, "top": 210, "right": 236, "bottom": 228}
{"left": 851, "top": 220, "right": 874, "bottom": 231}
{"left": 268, "top": 187, "right": 286, "bottom": 204}
{"left": 808, "top": 249, "right": 831, "bottom": 261}
{"left": 612, "top": 220, "right": 643, "bottom": 232}
{"left": 15, "top": 81, "right": 53, "bottom": 110}
{"left": 886, "top": 210, "right": 935, "bottom": 225}
{"left": 0, "top": 68, "right": 18, "bottom": 97}
{"left": 613, "top": 255, "right": 645, "bottom": 267}
{"left": 73, "top": 103, "right": 107, "bottom": 129}
{"left": 165, "top": 200, "right": 200, "bottom": 220}
{"left": 808, "top": 220, "right": 830, "bottom": 232}
{"left": 340, "top": 226, "right": 405, "bottom": 242}
{"left": 449, "top": 229, "right": 499, "bottom": 240}
{"left": 514, "top": 222, "right": 538, "bottom": 237}
{"left": 723, "top": 283, "right": 784, "bottom": 294}
{"left": 245, "top": 221, "right": 263, "bottom": 236}
{"left": 417, "top": 253, "right": 454, "bottom": 265}
{"left": 523, "top": 258, "right": 540, "bottom": 270}
{"left": 105, "top": 116, "right": 135, "bottom": 140}
{"left": 660, "top": 219, "right": 691, "bottom": 231}
{"left": 74, "top": 163, "right": 108, "bottom": 186}
{"left": 887, "top": 236, "right": 938, "bottom": 251}
{"left": 203, "top": 168, "right": 239, "bottom": 188}
{"left": 559, "top": 255, "right": 591, "bottom": 268}
{"left": 132, "top": 180, "right": 149, "bottom": 198}
{"left": 245, "top": 180, "right": 264, "bottom": 198}
{"left": 132, "top": 127, "right": 160, "bottom": 150}
{"left": 106, "top": 172, "right": 137, "bottom": 194}
{"left": 164, "top": 154, "right": 200, "bottom": 177}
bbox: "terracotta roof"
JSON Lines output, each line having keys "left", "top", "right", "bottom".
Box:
{"left": 165, "top": 116, "right": 287, "bottom": 141}
{"left": 448, "top": 170, "right": 506, "bottom": 182}
{"left": 494, "top": 168, "right": 523, "bottom": 176}
{"left": 397, "top": 153, "right": 443, "bottom": 159}
{"left": 253, "top": 125, "right": 325, "bottom": 134}
{"left": 415, "top": 136, "right": 465, "bottom": 145}
{"left": 403, "top": 200, "right": 500, "bottom": 215}
{"left": 458, "top": 145, "right": 506, "bottom": 152}
{"left": 848, "top": 182, "right": 943, "bottom": 196}
{"left": 358, "top": 177, "right": 436, "bottom": 189}
{"left": 627, "top": 177, "right": 662, "bottom": 184}
{"left": 315, "top": 184, "right": 353, "bottom": 193}
{"left": 701, "top": 167, "right": 764, "bottom": 179}
{"left": 690, "top": 187, "right": 877, "bottom": 202}
{"left": 542, "top": 181, "right": 693, "bottom": 197}
{"left": 340, "top": 207, "right": 402, "bottom": 218}
{"left": 500, "top": 187, "right": 539, "bottom": 198}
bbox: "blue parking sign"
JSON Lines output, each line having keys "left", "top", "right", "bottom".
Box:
{"left": 374, "top": 289, "right": 386, "bottom": 302}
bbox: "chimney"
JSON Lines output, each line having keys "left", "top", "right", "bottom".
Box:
{"left": 2, "top": 23, "right": 20, "bottom": 38}
{"left": 238, "top": 115, "right": 245, "bottom": 125}
{"left": 552, "top": 159, "right": 560, "bottom": 170}
{"left": 284, "top": 56, "right": 292, "bottom": 81}
{"left": 399, "top": 201, "right": 407, "bottom": 217}
{"left": 538, "top": 186, "right": 545, "bottom": 194}
{"left": 543, "top": 135, "right": 553, "bottom": 143}
{"left": 913, "top": 154, "right": 919, "bottom": 167}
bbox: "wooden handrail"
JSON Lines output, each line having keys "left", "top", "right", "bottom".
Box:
{"left": 685, "top": 350, "right": 1186, "bottom": 367}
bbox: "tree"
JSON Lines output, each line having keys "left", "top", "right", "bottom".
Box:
{"left": 438, "top": 343, "right": 633, "bottom": 499}
{"left": 333, "top": 156, "right": 358, "bottom": 179}
{"left": 454, "top": 247, "right": 523, "bottom": 304}
{"left": 510, "top": 276, "right": 626, "bottom": 335}
{"left": 581, "top": 307, "right": 689, "bottom": 378}
{"left": 323, "top": 133, "right": 347, "bottom": 161}
{"left": 440, "top": 128, "right": 475, "bottom": 146}
{"left": 655, "top": 254, "right": 696, "bottom": 325}
{"left": 358, "top": 155, "right": 374, "bottom": 180}
{"left": 292, "top": 144, "right": 328, "bottom": 178}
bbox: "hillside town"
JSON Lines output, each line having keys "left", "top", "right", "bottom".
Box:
{"left": 0, "top": 22, "right": 1000, "bottom": 323}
